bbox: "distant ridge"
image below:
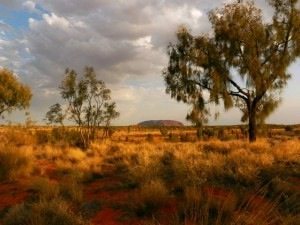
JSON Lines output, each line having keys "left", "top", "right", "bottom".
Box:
{"left": 138, "top": 120, "right": 184, "bottom": 127}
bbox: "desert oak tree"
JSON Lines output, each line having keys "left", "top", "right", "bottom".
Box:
{"left": 0, "top": 68, "right": 32, "bottom": 118}
{"left": 163, "top": 0, "right": 300, "bottom": 142}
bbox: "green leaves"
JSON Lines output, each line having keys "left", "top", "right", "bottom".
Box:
{"left": 51, "top": 66, "right": 119, "bottom": 147}
{"left": 163, "top": 0, "right": 300, "bottom": 141}
{"left": 0, "top": 68, "right": 32, "bottom": 117}
{"left": 58, "top": 66, "right": 119, "bottom": 127}
{"left": 45, "top": 103, "right": 64, "bottom": 125}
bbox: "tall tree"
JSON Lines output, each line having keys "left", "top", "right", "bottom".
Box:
{"left": 163, "top": 0, "right": 300, "bottom": 142}
{"left": 0, "top": 68, "right": 32, "bottom": 118}
{"left": 57, "top": 67, "right": 119, "bottom": 148}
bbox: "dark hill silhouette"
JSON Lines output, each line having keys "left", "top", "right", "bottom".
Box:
{"left": 138, "top": 120, "right": 184, "bottom": 127}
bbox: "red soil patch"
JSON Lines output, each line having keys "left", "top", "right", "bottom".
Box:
{"left": 85, "top": 178, "right": 130, "bottom": 202}
{"left": 0, "top": 181, "right": 29, "bottom": 210}
{"left": 0, "top": 160, "right": 57, "bottom": 213}
{"left": 246, "top": 194, "right": 274, "bottom": 211}
{"left": 161, "top": 198, "right": 178, "bottom": 215}
{"left": 203, "top": 186, "right": 234, "bottom": 200}
{"left": 92, "top": 208, "right": 124, "bottom": 225}
{"left": 91, "top": 208, "right": 141, "bottom": 225}
{"left": 84, "top": 178, "right": 142, "bottom": 225}
{"left": 288, "top": 177, "right": 300, "bottom": 191}
{"left": 159, "top": 198, "right": 178, "bottom": 224}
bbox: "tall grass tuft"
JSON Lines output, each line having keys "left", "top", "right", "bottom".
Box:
{"left": 0, "top": 146, "right": 33, "bottom": 181}
{"left": 132, "top": 179, "right": 169, "bottom": 217}
{"left": 2, "top": 199, "right": 87, "bottom": 225}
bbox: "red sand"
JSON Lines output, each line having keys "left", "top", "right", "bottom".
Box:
{"left": 2, "top": 159, "right": 297, "bottom": 225}
{"left": 0, "top": 181, "right": 29, "bottom": 210}
{"left": 84, "top": 178, "right": 142, "bottom": 225}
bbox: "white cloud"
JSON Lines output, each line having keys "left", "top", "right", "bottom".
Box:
{"left": 191, "top": 8, "right": 203, "bottom": 20}
{"left": 43, "top": 13, "right": 70, "bottom": 28}
{"left": 2, "top": 0, "right": 300, "bottom": 125}
{"left": 23, "top": 1, "right": 36, "bottom": 12}
{"left": 132, "top": 36, "right": 153, "bottom": 49}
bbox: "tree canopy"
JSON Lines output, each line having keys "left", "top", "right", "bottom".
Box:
{"left": 0, "top": 68, "right": 32, "bottom": 117}
{"left": 45, "top": 103, "right": 64, "bottom": 126}
{"left": 59, "top": 67, "right": 119, "bottom": 129}
{"left": 47, "top": 67, "right": 119, "bottom": 148}
{"left": 163, "top": 0, "right": 300, "bottom": 142}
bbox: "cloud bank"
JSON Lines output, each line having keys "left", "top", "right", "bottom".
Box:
{"left": 0, "top": 0, "right": 299, "bottom": 125}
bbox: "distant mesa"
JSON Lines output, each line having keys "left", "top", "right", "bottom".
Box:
{"left": 138, "top": 120, "right": 184, "bottom": 127}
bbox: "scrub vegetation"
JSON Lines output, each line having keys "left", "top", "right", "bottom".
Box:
{"left": 0, "top": 126, "right": 299, "bottom": 225}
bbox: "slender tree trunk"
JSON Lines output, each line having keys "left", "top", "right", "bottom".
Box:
{"left": 196, "top": 125, "right": 203, "bottom": 140}
{"left": 248, "top": 108, "right": 257, "bottom": 142}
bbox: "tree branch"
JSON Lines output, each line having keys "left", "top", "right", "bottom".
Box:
{"left": 229, "top": 91, "right": 248, "bottom": 102}
{"left": 228, "top": 78, "right": 248, "bottom": 97}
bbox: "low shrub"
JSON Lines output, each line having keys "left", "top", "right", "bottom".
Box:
{"left": 158, "top": 151, "right": 189, "bottom": 191}
{"left": 2, "top": 199, "right": 87, "bottom": 225}
{"left": 0, "top": 146, "right": 33, "bottom": 181}
{"left": 59, "top": 178, "right": 83, "bottom": 204}
{"left": 285, "top": 126, "right": 294, "bottom": 132}
{"left": 159, "top": 127, "right": 169, "bottom": 137}
{"left": 179, "top": 186, "right": 237, "bottom": 225}
{"left": 3, "top": 128, "right": 36, "bottom": 146}
{"left": 146, "top": 133, "right": 154, "bottom": 142}
{"left": 168, "top": 133, "right": 179, "bottom": 142}
{"left": 51, "top": 128, "right": 85, "bottom": 148}
{"left": 172, "top": 186, "right": 284, "bottom": 225}
{"left": 30, "top": 177, "right": 83, "bottom": 204}
{"left": 132, "top": 179, "right": 169, "bottom": 217}
{"left": 35, "top": 130, "right": 52, "bottom": 145}
{"left": 36, "top": 127, "right": 87, "bottom": 149}
{"left": 30, "top": 178, "right": 60, "bottom": 201}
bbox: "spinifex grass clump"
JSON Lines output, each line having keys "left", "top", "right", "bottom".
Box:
{"left": 0, "top": 145, "right": 33, "bottom": 181}
{"left": 3, "top": 177, "right": 88, "bottom": 225}
{"left": 2, "top": 199, "right": 86, "bottom": 225}
{"left": 131, "top": 179, "right": 169, "bottom": 217}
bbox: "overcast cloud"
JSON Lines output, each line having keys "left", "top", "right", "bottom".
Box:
{"left": 0, "top": 0, "right": 299, "bottom": 125}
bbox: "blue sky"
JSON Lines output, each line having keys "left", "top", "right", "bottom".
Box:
{"left": 0, "top": 5, "right": 36, "bottom": 29}
{"left": 0, "top": 0, "right": 300, "bottom": 125}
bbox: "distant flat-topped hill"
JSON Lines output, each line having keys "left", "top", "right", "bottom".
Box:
{"left": 138, "top": 120, "right": 184, "bottom": 127}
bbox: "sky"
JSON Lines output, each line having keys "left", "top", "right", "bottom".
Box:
{"left": 0, "top": 0, "right": 299, "bottom": 126}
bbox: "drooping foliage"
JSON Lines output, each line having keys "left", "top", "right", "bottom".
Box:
{"left": 163, "top": 0, "right": 300, "bottom": 141}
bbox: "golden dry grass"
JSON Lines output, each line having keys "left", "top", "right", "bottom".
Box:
{"left": 0, "top": 126, "right": 299, "bottom": 224}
